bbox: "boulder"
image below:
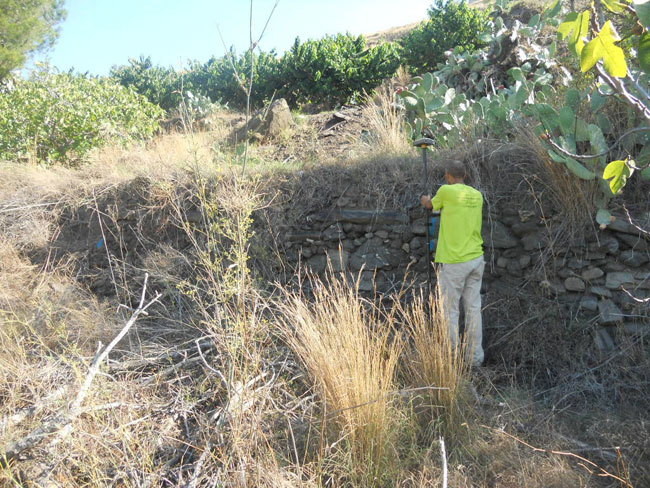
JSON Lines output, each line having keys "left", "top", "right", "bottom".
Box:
{"left": 483, "top": 221, "right": 518, "bottom": 249}
{"left": 233, "top": 98, "right": 292, "bottom": 141}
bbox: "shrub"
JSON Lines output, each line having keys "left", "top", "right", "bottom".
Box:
{"left": 110, "top": 56, "right": 187, "bottom": 112}
{"left": 400, "top": 0, "right": 491, "bottom": 75}
{"left": 276, "top": 34, "right": 401, "bottom": 107}
{"left": 0, "top": 69, "right": 164, "bottom": 165}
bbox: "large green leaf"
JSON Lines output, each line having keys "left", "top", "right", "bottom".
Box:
{"left": 535, "top": 103, "right": 560, "bottom": 131}
{"left": 548, "top": 150, "right": 597, "bottom": 180}
{"left": 508, "top": 67, "right": 526, "bottom": 82}
{"left": 559, "top": 106, "right": 576, "bottom": 136}
{"left": 603, "top": 158, "right": 632, "bottom": 194}
{"left": 580, "top": 21, "right": 628, "bottom": 77}
{"left": 588, "top": 124, "right": 608, "bottom": 155}
{"left": 565, "top": 88, "right": 581, "bottom": 112}
{"left": 639, "top": 32, "right": 650, "bottom": 73}
{"left": 634, "top": 0, "right": 650, "bottom": 29}
{"left": 602, "top": 0, "right": 626, "bottom": 13}
{"left": 543, "top": 0, "right": 562, "bottom": 20}
{"left": 558, "top": 10, "right": 591, "bottom": 55}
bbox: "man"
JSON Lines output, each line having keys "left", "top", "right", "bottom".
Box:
{"left": 421, "top": 159, "right": 485, "bottom": 366}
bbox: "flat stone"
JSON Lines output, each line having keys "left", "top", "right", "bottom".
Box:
{"left": 301, "top": 248, "right": 313, "bottom": 258}
{"left": 604, "top": 261, "right": 626, "bottom": 272}
{"left": 497, "top": 257, "right": 509, "bottom": 268}
{"left": 568, "top": 258, "right": 588, "bottom": 269}
{"left": 335, "top": 208, "right": 409, "bottom": 225}
{"left": 401, "top": 243, "right": 410, "bottom": 253}
{"left": 598, "top": 299, "right": 624, "bottom": 325}
{"left": 375, "top": 230, "right": 389, "bottom": 239}
{"left": 511, "top": 221, "right": 540, "bottom": 237}
{"left": 617, "top": 233, "right": 650, "bottom": 250}
{"left": 558, "top": 268, "right": 573, "bottom": 279}
{"left": 565, "top": 277, "right": 586, "bottom": 292}
{"left": 288, "top": 230, "right": 321, "bottom": 241}
{"left": 608, "top": 218, "right": 650, "bottom": 238}
{"left": 482, "top": 221, "right": 518, "bottom": 249}
{"left": 580, "top": 296, "right": 599, "bottom": 312}
{"left": 353, "top": 239, "right": 363, "bottom": 246}
{"left": 581, "top": 267, "right": 604, "bottom": 281}
{"left": 605, "top": 272, "right": 635, "bottom": 290}
{"left": 590, "top": 286, "right": 613, "bottom": 298}
{"left": 585, "top": 251, "right": 607, "bottom": 260}
{"left": 620, "top": 249, "right": 649, "bottom": 268}
{"left": 412, "top": 224, "right": 427, "bottom": 236}
{"left": 323, "top": 224, "right": 346, "bottom": 241}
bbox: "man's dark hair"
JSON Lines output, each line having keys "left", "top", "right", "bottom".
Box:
{"left": 446, "top": 160, "right": 466, "bottom": 179}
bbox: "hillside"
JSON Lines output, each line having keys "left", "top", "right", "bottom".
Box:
{"left": 1, "top": 0, "right": 650, "bottom": 486}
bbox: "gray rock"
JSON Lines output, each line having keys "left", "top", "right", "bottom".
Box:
{"left": 521, "top": 231, "right": 548, "bottom": 251}
{"left": 540, "top": 279, "right": 566, "bottom": 295}
{"left": 608, "top": 217, "right": 650, "bottom": 236}
{"left": 375, "top": 230, "right": 389, "bottom": 239}
{"left": 581, "top": 267, "right": 604, "bottom": 281}
{"left": 301, "top": 248, "right": 313, "bottom": 259}
{"left": 306, "top": 254, "right": 327, "bottom": 274}
{"left": 411, "top": 224, "right": 427, "bottom": 235}
{"left": 335, "top": 209, "right": 409, "bottom": 225}
{"left": 604, "top": 261, "right": 626, "bottom": 272}
{"left": 323, "top": 224, "right": 346, "bottom": 241}
{"left": 590, "top": 235, "right": 619, "bottom": 254}
{"left": 568, "top": 258, "right": 589, "bottom": 269}
{"left": 350, "top": 241, "right": 399, "bottom": 271}
{"left": 265, "top": 99, "right": 293, "bottom": 137}
{"left": 590, "top": 286, "right": 613, "bottom": 298}
{"left": 580, "top": 296, "right": 599, "bottom": 312}
{"left": 598, "top": 299, "right": 624, "bottom": 324}
{"left": 585, "top": 251, "right": 607, "bottom": 260}
{"left": 519, "top": 255, "right": 532, "bottom": 268}
{"left": 507, "top": 260, "right": 523, "bottom": 276}
{"left": 409, "top": 237, "right": 423, "bottom": 250}
{"left": 620, "top": 250, "right": 649, "bottom": 267}
{"left": 605, "top": 272, "right": 635, "bottom": 290}
{"left": 497, "top": 257, "right": 509, "bottom": 268}
{"left": 401, "top": 228, "right": 413, "bottom": 242}
{"left": 482, "top": 221, "right": 518, "bottom": 249}
{"left": 353, "top": 238, "right": 363, "bottom": 246}
{"left": 617, "top": 233, "right": 650, "bottom": 250}
{"left": 511, "top": 221, "right": 540, "bottom": 237}
{"left": 558, "top": 268, "right": 573, "bottom": 279}
{"left": 565, "top": 277, "right": 586, "bottom": 292}
{"left": 402, "top": 243, "right": 410, "bottom": 253}
{"left": 288, "top": 230, "right": 321, "bottom": 241}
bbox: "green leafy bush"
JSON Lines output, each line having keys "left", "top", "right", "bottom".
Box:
{"left": 400, "top": 0, "right": 491, "bottom": 75}
{"left": 110, "top": 56, "right": 187, "bottom": 112}
{"left": 0, "top": 69, "right": 164, "bottom": 165}
{"left": 276, "top": 34, "right": 401, "bottom": 107}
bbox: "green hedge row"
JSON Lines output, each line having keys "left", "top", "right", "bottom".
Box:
{"left": 110, "top": 1, "right": 488, "bottom": 111}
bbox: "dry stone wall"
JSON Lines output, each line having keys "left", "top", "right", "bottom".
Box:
{"left": 281, "top": 197, "right": 650, "bottom": 351}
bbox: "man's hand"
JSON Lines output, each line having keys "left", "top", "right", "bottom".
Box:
{"left": 421, "top": 195, "right": 433, "bottom": 209}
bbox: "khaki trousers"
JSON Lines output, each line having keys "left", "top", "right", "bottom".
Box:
{"left": 437, "top": 256, "right": 485, "bottom": 366}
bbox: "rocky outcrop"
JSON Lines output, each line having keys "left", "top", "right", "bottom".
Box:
{"left": 233, "top": 98, "right": 292, "bottom": 142}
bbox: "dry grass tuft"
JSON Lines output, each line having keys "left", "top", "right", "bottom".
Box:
{"left": 278, "top": 273, "right": 403, "bottom": 483}
{"left": 362, "top": 82, "right": 412, "bottom": 156}
{"left": 399, "top": 292, "right": 471, "bottom": 442}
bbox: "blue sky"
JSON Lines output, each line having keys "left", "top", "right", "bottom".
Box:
{"left": 33, "top": 0, "right": 433, "bottom": 76}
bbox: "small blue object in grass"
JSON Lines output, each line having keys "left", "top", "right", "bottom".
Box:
{"left": 97, "top": 238, "right": 104, "bottom": 249}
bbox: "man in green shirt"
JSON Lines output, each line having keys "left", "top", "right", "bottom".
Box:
{"left": 421, "top": 159, "right": 485, "bottom": 366}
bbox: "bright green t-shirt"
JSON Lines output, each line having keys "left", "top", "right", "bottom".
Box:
{"left": 431, "top": 183, "right": 484, "bottom": 264}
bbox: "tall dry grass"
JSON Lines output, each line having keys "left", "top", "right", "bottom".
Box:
{"left": 278, "top": 274, "right": 404, "bottom": 483}
{"left": 398, "top": 291, "right": 471, "bottom": 443}
{"left": 363, "top": 82, "right": 412, "bottom": 156}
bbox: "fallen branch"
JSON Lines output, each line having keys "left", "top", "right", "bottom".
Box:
{"left": 1, "top": 274, "right": 160, "bottom": 465}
